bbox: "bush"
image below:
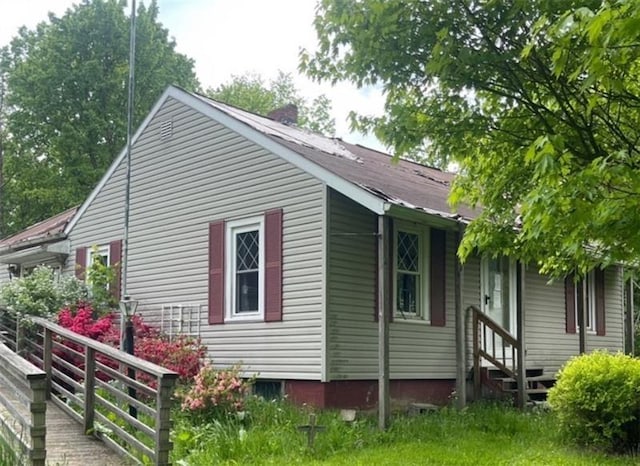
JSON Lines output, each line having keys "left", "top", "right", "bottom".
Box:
{"left": 0, "top": 266, "right": 88, "bottom": 317}
{"left": 56, "top": 306, "right": 205, "bottom": 385}
{"left": 177, "top": 364, "right": 252, "bottom": 419}
{"left": 548, "top": 350, "right": 640, "bottom": 452}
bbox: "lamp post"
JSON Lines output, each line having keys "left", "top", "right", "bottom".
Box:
{"left": 119, "top": 295, "right": 138, "bottom": 418}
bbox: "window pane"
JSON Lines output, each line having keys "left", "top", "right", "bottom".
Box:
{"left": 397, "top": 273, "right": 418, "bottom": 314}
{"left": 397, "top": 231, "right": 419, "bottom": 272}
{"left": 236, "top": 270, "right": 259, "bottom": 313}
{"left": 236, "top": 231, "right": 259, "bottom": 271}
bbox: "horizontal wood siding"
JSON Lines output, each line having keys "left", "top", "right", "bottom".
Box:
{"left": 327, "top": 190, "right": 459, "bottom": 380}
{"left": 66, "top": 97, "right": 325, "bottom": 379}
{"left": 521, "top": 266, "right": 624, "bottom": 373}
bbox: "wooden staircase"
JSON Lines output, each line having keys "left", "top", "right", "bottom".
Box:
{"left": 469, "top": 305, "right": 557, "bottom": 407}
{"left": 483, "top": 367, "right": 556, "bottom": 403}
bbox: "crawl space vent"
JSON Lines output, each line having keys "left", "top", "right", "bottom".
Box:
{"left": 160, "top": 120, "right": 173, "bottom": 140}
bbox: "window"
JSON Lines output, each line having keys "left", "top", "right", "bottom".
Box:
{"left": 86, "top": 244, "right": 110, "bottom": 286}
{"left": 225, "top": 217, "right": 265, "bottom": 320}
{"left": 576, "top": 271, "right": 596, "bottom": 332}
{"left": 394, "top": 224, "right": 429, "bottom": 320}
{"left": 565, "top": 268, "right": 605, "bottom": 336}
{"left": 74, "top": 240, "right": 122, "bottom": 301}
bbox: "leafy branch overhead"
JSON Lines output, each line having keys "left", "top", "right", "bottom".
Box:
{"left": 302, "top": 0, "right": 640, "bottom": 275}
{"left": 206, "top": 71, "right": 335, "bottom": 136}
{"left": 0, "top": 0, "right": 199, "bottom": 235}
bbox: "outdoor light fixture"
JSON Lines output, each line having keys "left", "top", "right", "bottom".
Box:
{"left": 119, "top": 294, "right": 138, "bottom": 418}
{"left": 119, "top": 295, "right": 139, "bottom": 320}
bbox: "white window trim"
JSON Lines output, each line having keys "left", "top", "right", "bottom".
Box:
{"left": 393, "top": 222, "right": 430, "bottom": 322}
{"left": 86, "top": 244, "right": 110, "bottom": 285}
{"left": 225, "top": 216, "right": 265, "bottom": 322}
{"left": 576, "top": 270, "right": 597, "bottom": 334}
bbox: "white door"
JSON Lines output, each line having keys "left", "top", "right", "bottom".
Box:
{"left": 481, "top": 257, "right": 517, "bottom": 364}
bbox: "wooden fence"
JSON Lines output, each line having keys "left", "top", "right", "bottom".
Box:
{"left": 0, "top": 342, "right": 46, "bottom": 466}
{"left": 0, "top": 311, "right": 178, "bottom": 465}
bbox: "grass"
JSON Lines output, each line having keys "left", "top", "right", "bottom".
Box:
{"left": 171, "top": 399, "right": 640, "bottom": 465}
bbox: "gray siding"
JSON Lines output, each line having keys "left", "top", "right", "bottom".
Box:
{"left": 524, "top": 266, "right": 624, "bottom": 373}
{"left": 66, "top": 97, "right": 325, "bottom": 380}
{"left": 327, "top": 190, "right": 458, "bottom": 380}
{"left": 326, "top": 190, "right": 625, "bottom": 380}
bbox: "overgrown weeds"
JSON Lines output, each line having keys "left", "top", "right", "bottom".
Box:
{"left": 171, "top": 399, "right": 635, "bottom": 465}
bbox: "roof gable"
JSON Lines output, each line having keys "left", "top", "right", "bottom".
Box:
{"left": 66, "top": 85, "right": 473, "bottom": 236}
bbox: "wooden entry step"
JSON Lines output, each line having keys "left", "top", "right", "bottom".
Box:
{"left": 482, "top": 367, "right": 557, "bottom": 403}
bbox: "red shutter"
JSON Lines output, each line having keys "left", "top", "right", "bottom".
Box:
{"left": 208, "top": 221, "right": 225, "bottom": 324}
{"left": 429, "top": 228, "right": 446, "bottom": 327}
{"left": 75, "top": 247, "right": 88, "bottom": 281}
{"left": 595, "top": 268, "right": 606, "bottom": 336}
{"left": 264, "top": 209, "right": 283, "bottom": 322}
{"left": 109, "top": 240, "right": 123, "bottom": 301}
{"left": 565, "top": 276, "right": 576, "bottom": 334}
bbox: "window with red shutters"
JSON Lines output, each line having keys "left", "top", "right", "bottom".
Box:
{"left": 208, "top": 209, "right": 283, "bottom": 324}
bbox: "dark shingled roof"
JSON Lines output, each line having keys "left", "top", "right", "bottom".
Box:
{"left": 0, "top": 207, "right": 78, "bottom": 250}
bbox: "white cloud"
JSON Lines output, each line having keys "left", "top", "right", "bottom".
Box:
{"left": 0, "top": 0, "right": 386, "bottom": 150}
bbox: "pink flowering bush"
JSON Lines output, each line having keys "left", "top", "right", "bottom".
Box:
{"left": 54, "top": 304, "right": 205, "bottom": 386}
{"left": 177, "top": 364, "right": 252, "bottom": 419}
{"left": 135, "top": 335, "right": 206, "bottom": 387}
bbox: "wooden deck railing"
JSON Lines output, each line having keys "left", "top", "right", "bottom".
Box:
{"left": 469, "top": 305, "right": 522, "bottom": 401}
{"left": 18, "top": 316, "right": 179, "bottom": 465}
{"left": 0, "top": 342, "right": 46, "bottom": 466}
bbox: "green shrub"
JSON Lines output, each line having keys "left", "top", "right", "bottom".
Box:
{"left": 0, "top": 265, "right": 88, "bottom": 317}
{"left": 548, "top": 350, "right": 640, "bottom": 452}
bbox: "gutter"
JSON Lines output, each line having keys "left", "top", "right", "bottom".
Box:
{"left": 0, "top": 232, "right": 68, "bottom": 256}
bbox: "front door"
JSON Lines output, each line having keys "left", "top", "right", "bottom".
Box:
{"left": 481, "top": 257, "right": 517, "bottom": 363}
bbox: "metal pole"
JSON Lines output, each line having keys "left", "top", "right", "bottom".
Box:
{"left": 125, "top": 318, "right": 137, "bottom": 418}
{"left": 121, "top": 0, "right": 136, "bottom": 351}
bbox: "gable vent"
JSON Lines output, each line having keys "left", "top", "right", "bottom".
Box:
{"left": 160, "top": 120, "right": 173, "bottom": 140}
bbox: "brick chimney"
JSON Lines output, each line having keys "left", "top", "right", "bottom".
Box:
{"left": 267, "top": 104, "right": 298, "bottom": 125}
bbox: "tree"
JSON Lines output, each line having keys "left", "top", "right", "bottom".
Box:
{"left": 2, "top": 0, "right": 199, "bottom": 234}
{"left": 302, "top": 0, "right": 640, "bottom": 276}
{"left": 207, "top": 71, "right": 335, "bottom": 135}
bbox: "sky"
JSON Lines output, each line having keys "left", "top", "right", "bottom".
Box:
{"left": 0, "top": 0, "right": 386, "bottom": 149}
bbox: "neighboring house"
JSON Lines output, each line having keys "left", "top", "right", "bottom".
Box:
{"left": 0, "top": 207, "right": 79, "bottom": 287}
{"left": 0, "top": 86, "right": 628, "bottom": 408}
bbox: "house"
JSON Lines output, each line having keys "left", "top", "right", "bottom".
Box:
{"left": 0, "top": 86, "right": 629, "bottom": 408}
{"left": 0, "top": 207, "right": 79, "bottom": 287}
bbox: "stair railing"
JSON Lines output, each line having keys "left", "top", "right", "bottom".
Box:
{"left": 468, "top": 305, "right": 522, "bottom": 402}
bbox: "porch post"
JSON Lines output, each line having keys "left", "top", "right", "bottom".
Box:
{"left": 454, "top": 227, "right": 466, "bottom": 409}
{"left": 377, "top": 215, "right": 390, "bottom": 430}
{"left": 516, "top": 261, "right": 527, "bottom": 409}
{"left": 625, "top": 275, "right": 635, "bottom": 355}
{"left": 577, "top": 282, "right": 586, "bottom": 354}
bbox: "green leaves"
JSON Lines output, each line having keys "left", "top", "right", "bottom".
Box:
{"left": 206, "top": 71, "right": 336, "bottom": 136}
{"left": 1, "top": 0, "right": 199, "bottom": 235}
{"left": 304, "top": 0, "right": 640, "bottom": 276}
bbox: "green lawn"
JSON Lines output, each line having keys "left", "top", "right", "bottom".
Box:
{"left": 172, "top": 400, "right": 640, "bottom": 465}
